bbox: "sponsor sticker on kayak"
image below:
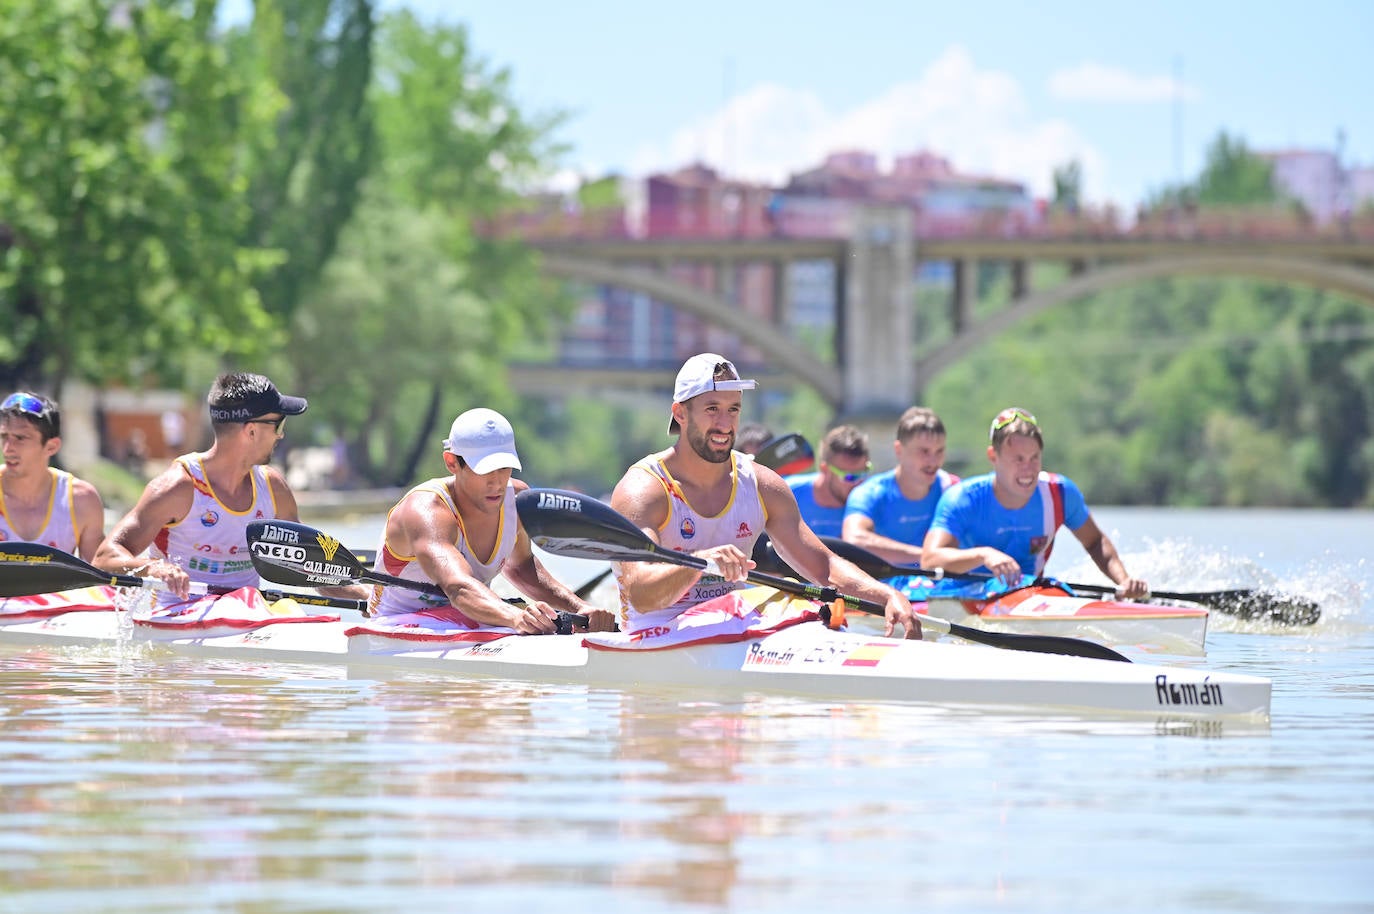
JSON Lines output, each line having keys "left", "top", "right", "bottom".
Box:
{"left": 743, "top": 638, "right": 895, "bottom": 670}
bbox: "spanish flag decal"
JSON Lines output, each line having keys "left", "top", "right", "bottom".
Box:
{"left": 842, "top": 642, "right": 895, "bottom": 667}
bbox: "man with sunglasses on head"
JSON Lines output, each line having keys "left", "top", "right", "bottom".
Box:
{"left": 921, "top": 407, "right": 1149, "bottom": 599}
{"left": 842, "top": 407, "right": 959, "bottom": 567}
{"left": 95, "top": 372, "right": 367, "bottom": 604}
{"left": 609, "top": 353, "right": 917, "bottom": 640}
{"left": 0, "top": 392, "right": 106, "bottom": 561}
{"left": 785, "top": 424, "right": 871, "bottom": 538}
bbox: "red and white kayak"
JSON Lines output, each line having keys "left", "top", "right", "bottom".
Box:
{"left": 920, "top": 586, "right": 1209, "bottom": 655}
{"left": 0, "top": 586, "right": 1262, "bottom": 721}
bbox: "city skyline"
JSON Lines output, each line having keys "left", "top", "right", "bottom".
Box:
{"left": 388, "top": 0, "right": 1371, "bottom": 209}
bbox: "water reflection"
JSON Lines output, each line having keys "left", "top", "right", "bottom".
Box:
{"left": 0, "top": 627, "right": 1364, "bottom": 913}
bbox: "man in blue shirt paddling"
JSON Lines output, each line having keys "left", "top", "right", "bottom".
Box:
{"left": 785, "top": 424, "right": 871, "bottom": 538}
{"left": 921, "top": 407, "right": 1149, "bottom": 599}
{"left": 842, "top": 407, "right": 959, "bottom": 567}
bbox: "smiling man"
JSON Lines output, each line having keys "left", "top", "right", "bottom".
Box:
{"left": 609, "top": 352, "right": 917, "bottom": 640}
{"left": 920, "top": 406, "right": 1149, "bottom": 599}
{"left": 841, "top": 406, "right": 959, "bottom": 566}
{"left": 0, "top": 392, "right": 105, "bottom": 561}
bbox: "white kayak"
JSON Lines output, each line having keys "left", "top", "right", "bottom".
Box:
{"left": 0, "top": 589, "right": 1268, "bottom": 721}
{"left": 921, "top": 586, "right": 1210, "bottom": 655}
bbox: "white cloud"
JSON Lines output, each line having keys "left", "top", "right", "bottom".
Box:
{"left": 1048, "top": 62, "right": 1201, "bottom": 103}
{"left": 622, "top": 46, "right": 1112, "bottom": 204}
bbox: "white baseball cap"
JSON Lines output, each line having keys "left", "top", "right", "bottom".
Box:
{"left": 668, "top": 353, "right": 757, "bottom": 434}
{"left": 442, "top": 408, "right": 522, "bottom": 475}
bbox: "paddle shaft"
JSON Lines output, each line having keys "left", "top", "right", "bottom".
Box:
{"left": 350, "top": 567, "right": 588, "bottom": 629}
{"left": 513, "top": 489, "right": 1131, "bottom": 662}
{"left": 816, "top": 535, "right": 1318, "bottom": 624}
{"left": 719, "top": 558, "right": 1129, "bottom": 661}
{"left": 0, "top": 543, "right": 369, "bottom": 613}
{"left": 247, "top": 520, "right": 590, "bottom": 634}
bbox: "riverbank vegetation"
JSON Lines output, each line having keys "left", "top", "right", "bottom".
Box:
{"left": 2, "top": 3, "right": 1367, "bottom": 507}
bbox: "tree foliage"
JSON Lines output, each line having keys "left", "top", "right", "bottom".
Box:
{"left": 272, "top": 10, "right": 571, "bottom": 486}
{"left": 1194, "top": 131, "right": 1279, "bottom": 206}
{"left": 1145, "top": 129, "right": 1281, "bottom": 212}
{"left": 1052, "top": 160, "right": 1082, "bottom": 213}
{"left": 0, "top": 0, "right": 276, "bottom": 391}
{"left": 278, "top": 192, "right": 494, "bottom": 485}
{"left": 225, "top": 0, "right": 375, "bottom": 320}
{"left": 924, "top": 277, "right": 1374, "bottom": 507}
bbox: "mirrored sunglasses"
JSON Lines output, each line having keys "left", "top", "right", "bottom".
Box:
{"left": 824, "top": 461, "right": 873, "bottom": 484}
{"left": 1, "top": 393, "right": 45, "bottom": 416}
{"left": 989, "top": 408, "right": 1038, "bottom": 438}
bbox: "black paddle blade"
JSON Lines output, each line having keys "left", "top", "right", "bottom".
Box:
{"left": 1200, "top": 589, "right": 1321, "bottom": 626}
{"left": 818, "top": 535, "right": 914, "bottom": 579}
{"left": 247, "top": 520, "right": 366, "bottom": 588}
{"left": 754, "top": 433, "right": 815, "bottom": 475}
{"left": 516, "top": 488, "right": 704, "bottom": 570}
{"left": 750, "top": 533, "right": 800, "bottom": 578}
{"left": 573, "top": 567, "right": 613, "bottom": 601}
{"left": 0, "top": 542, "right": 112, "bottom": 596}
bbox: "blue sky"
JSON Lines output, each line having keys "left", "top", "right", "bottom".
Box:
{"left": 231, "top": 0, "right": 1373, "bottom": 208}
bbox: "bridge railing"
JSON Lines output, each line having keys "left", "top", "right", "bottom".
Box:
{"left": 493, "top": 202, "right": 1374, "bottom": 245}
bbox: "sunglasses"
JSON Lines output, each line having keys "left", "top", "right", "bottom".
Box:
{"left": 990, "top": 408, "right": 1038, "bottom": 437}
{"left": 1, "top": 393, "right": 46, "bottom": 416}
{"left": 824, "top": 461, "right": 872, "bottom": 484}
{"left": 247, "top": 416, "right": 286, "bottom": 433}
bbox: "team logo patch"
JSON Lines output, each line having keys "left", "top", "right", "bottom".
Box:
{"left": 316, "top": 533, "right": 341, "bottom": 562}
{"left": 679, "top": 516, "right": 696, "bottom": 540}
{"left": 736, "top": 521, "right": 752, "bottom": 538}
{"left": 1029, "top": 535, "right": 1048, "bottom": 555}
{"left": 200, "top": 509, "right": 220, "bottom": 528}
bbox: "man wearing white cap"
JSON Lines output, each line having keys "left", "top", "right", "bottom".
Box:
{"left": 96, "top": 371, "right": 366, "bottom": 604}
{"left": 368, "top": 407, "right": 615, "bottom": 634}
{"left": 609, "top": 353, "right": 918, "bottom": 640}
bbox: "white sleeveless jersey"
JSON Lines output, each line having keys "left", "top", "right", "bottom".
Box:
{"left": 618, "top": 452, "right": 768, "bottom": 630}
{"left": 151, "top": 456, "right": 278, "bottom": 602}
{"left": 0, "top": 468, "right": 82, "bottom": 555}
{"left": 369, "top": 477, "right": 518, "bottom": 617}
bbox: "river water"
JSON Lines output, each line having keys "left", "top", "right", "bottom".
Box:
{"left": 1, "top": 507, "right": 1371, "bottom": 913}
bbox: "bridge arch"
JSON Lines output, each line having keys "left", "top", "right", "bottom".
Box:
{"left": 539, "top": 254, "right": 843, "bottom": 405}
{"left": 914, "top": 255, "right": 1374, "bottom": 392}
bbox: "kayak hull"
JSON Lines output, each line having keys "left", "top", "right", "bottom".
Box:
{"left": 921, "top": 587, "right": 1210, "bottom": 655}
{"left": 0, "top": 601, "right": 1266, "bottom": 721}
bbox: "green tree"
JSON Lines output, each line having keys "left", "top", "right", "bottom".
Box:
{"left": 226, "top": 0, "right": 375, "bottom": 320}
{"left": 1143, "top": 130, "right": 1280, "bottom": 213}
{"left": 1052, "top": 160, "right": 1082, "bottom": 213}
{"left": 276, "top": 11, "right": 570, "bottom": 486}
{"left": 1194, "top": 131, "right": 1279, "bottom": 206}
{"left": 279, "top": 192, "right": 492, "bottom": 485}
{"left": 0, "top": 0, "right": 275, "bottom": 392}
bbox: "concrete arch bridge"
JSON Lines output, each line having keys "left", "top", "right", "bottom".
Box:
{"left": 517, "top": 208, "right": 1374, "bottom": 420}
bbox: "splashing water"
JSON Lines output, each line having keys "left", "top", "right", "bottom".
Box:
{"left": 1053, "top": 536, "right": 1369, "bottom": 633}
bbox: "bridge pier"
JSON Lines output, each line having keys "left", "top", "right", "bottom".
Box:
{"left": 835, "top": 207, "right": 915, "bottom": 471}
{"left": 951, "top": 257, "right": 974, "bottom": 332}
{"left": 840, "top": 206, "right": 914, "bottom": 420}
{"left": 1011, "top": 259, "right": 1030, "bottom": 299}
